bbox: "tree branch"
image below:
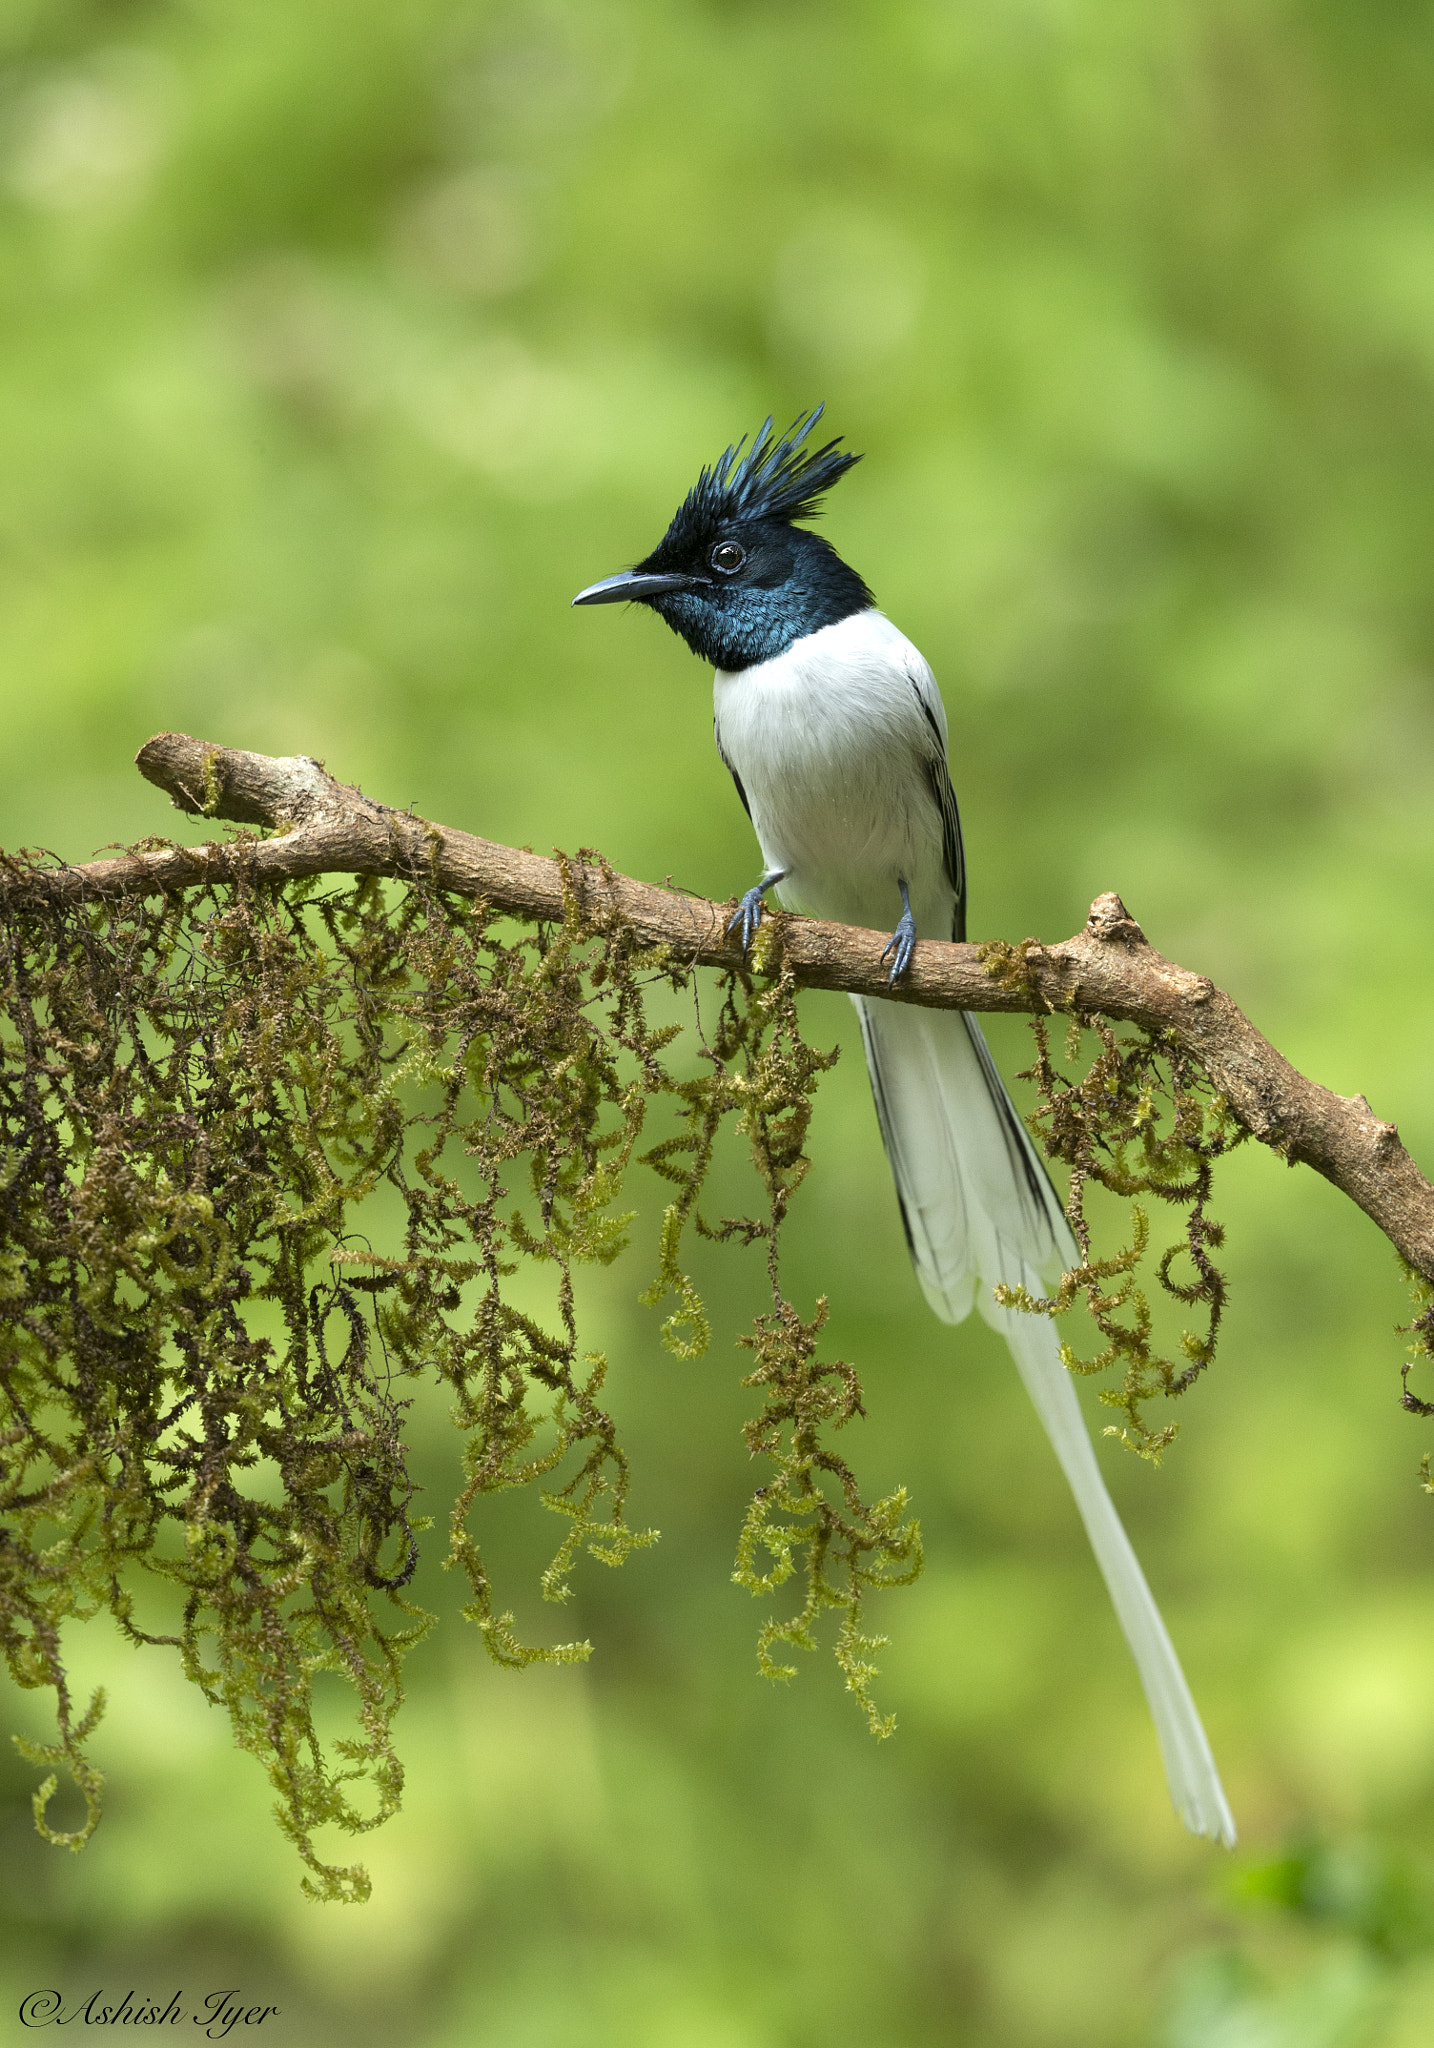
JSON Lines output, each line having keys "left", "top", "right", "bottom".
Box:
{"left": 6, "top": 729, "right": 1431, "bottom": 1286}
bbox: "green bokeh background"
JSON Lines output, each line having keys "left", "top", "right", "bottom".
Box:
{"left": 5, "top": 1, "right": 1434, "bottom": 2042}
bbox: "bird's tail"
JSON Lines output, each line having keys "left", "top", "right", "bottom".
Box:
{"left": 855, "top": 995, "right": 1236, "bottom": 1847}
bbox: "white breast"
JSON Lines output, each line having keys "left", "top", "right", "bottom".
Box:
{"left": 713, "top": 608, "right": 955, "bottom": 936}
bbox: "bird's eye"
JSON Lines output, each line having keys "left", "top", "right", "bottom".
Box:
{"left": 711, "top": 541, "right": 746, "bottom": 575}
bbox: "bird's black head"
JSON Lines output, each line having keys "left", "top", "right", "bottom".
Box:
{"left": 572, "top": 408, "right": 872, "bottom": 670}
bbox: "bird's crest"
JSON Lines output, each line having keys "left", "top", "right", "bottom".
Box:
{"left": 675, "top": 406, "right": 860, "bottom": 534}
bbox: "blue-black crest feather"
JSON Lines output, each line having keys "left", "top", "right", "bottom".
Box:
{"left": 677, "top": 405, "right": 860, "bottom": 533}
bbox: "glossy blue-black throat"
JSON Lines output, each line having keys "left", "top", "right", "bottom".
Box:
{"left": 616, "top": 409, "right": 873, "bottom": 671}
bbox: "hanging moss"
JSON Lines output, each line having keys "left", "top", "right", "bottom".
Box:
{"left": 0, "top": 841, "right": 924, "bottom": 1899}
{"left": 980, "top": 940, "right": 1248, "bottom": 1461}
{"left": 1398, "top": 1269, "right": 1434, "bottom": 1425}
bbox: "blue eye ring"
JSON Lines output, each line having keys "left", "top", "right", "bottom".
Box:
{"left": 711, "top": 540, "right": 746, "bottom": 575}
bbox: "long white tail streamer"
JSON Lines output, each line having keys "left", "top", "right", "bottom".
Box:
{"left": 855, "top": 994, "right": 1235, "bottom": 1846}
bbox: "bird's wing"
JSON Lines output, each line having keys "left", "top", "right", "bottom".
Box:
{"left": 714, "top": 719, "right": 752, "bottom": 819}
{"left": 900, "top": 650, "right": 966, "bottom": 941}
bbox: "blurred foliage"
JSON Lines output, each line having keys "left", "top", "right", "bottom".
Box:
{"left": 5, "top": 0, "right": 1434, "bottom": 2041}
{"left": 1162, "top": 1839, "right": 1434, "bottom": 2047}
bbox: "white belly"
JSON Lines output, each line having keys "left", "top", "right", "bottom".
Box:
{"left": 713, "top": 609, "right": 955, "bottom": 937}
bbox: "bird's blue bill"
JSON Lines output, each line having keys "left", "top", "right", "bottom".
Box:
{"left": 571, "top": 568, "right": 703, "bottom": 605}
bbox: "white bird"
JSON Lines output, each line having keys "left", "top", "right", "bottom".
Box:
{"left": 574, "top": 409, "right": 1235, "bottom": 1846}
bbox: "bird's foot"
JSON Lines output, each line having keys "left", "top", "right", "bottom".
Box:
{"left": 880, "top": 905, "right": 917, "bottom": 983}
{"left": 728, "top": 885, "right": 769, "bottom": 955}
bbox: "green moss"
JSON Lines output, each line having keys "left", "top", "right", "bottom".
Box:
{"left": 980, "top": 951, "right": 1248, "bottom": 1461}
{"left": 1399, "top": 1269, "right": 1434, "bottom": 1428}
{"left": 0, "top": 842, "right": 920, "bottom": 1896}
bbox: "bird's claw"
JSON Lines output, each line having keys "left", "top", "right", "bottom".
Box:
{"left": 880, "top": 908, "right": 917, "bottom": 983}
{"left": 728, "top": 886, "right": 768, "bottom": 955}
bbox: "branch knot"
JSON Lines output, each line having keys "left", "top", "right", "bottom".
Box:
{"left": 1085, "top": 892, "right": 1147, "bottom": 947}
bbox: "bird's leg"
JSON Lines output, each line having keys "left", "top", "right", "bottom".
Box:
{"left": 727, "top": 869, "right": 787, "bottom": 954}
{"left": 880, "top": 877, "right": 918, "bottom": 983}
